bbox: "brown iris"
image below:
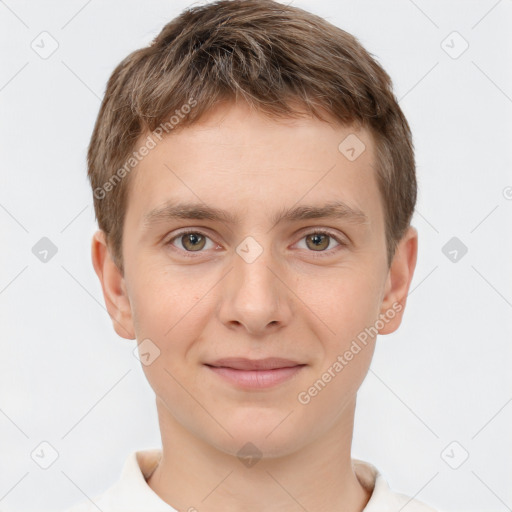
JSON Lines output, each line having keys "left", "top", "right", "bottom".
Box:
{"left": 305, "top": 233, "right": 330, "bottom": 251}
{"left": 181, "top": 232, "right": 206, "bottom": 251}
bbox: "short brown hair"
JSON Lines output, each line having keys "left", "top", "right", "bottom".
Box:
{"left": 88, "top": 0, "right": 416, "bottom": 274}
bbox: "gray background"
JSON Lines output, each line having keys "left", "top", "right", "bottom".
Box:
{"left": 1, "top": 0, "right": 511, "bottom": 511}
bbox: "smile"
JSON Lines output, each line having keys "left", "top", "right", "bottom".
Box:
{"left": 204, "top": 364, "right": 306, "bottom": 389}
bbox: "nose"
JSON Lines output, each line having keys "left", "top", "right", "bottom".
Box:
{"left": 217, "top": 244, "right": 292, "bottom": 336}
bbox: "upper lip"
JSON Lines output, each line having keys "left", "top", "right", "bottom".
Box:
{"left": 205, "top": 357, "right": 305, "bottom": 370}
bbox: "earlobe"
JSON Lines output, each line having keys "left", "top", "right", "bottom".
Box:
{"left": 377, "top": 226, "right": 418, "bottom": 335}
{"left": 91, "top": 230, "right": 136, "bottom": 340}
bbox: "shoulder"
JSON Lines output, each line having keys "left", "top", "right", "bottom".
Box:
{"left": 353, "top": 459, "right": 440, "bottom": 512}
{"left": 60, "top": 449, "right": 171, "bottom": 512}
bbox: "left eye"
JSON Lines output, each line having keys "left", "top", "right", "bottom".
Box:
{"left": 296, "top": 231, "right": 343, "bottom": 252}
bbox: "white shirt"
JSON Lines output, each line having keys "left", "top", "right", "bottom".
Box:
{"left": 64, "top": 448, "right": 439, "bottom": 512}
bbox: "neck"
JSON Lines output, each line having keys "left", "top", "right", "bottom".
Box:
{"left": 147, "top": 397, "right": 372, "bottom": 512}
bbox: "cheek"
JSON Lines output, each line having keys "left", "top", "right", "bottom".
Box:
{"left": 299, "top": 269, "right": 382, "bottom": 343}
{"left": 295, "top": 278, "right": 380, "bottom": 412}
{"left": 296, "top": 343, "right": 375, "bottom": 432}
{"left": 129, "top": 269, "right": 214, "bottom": 398}
{"left": 128, "top": 265, "right": 204, "bottom": 338}
{"left": 131, "top": 275, "right": 205, "bottom": 407}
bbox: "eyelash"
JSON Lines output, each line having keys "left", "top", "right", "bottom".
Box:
{"left": 164, "top": 229, "right": 347, "bottom": 258}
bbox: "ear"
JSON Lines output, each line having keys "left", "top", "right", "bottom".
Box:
{"left": 377, "top": 226, "right": 418, "bottom": 335}
{"left": 91, "top": 230, "right": 136, "bottom": 340}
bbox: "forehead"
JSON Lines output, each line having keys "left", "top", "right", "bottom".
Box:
{"left": 124, "top": 101, "right": 382, "bottom": 234}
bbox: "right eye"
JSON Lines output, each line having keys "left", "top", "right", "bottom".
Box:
{"left": 166, "top": 230, "right": 217, "bottom": 255}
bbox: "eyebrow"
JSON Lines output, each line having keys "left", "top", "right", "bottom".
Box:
{"left": 142, "top": 200, "right": 370, "bottom": 230}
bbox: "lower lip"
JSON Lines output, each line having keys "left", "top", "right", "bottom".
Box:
{"left": 205, "top": 365, "right": 306, "bottom": 389}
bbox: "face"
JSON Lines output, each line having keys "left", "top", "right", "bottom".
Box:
{"left": 93, "top": 100, "right": 417, "bottom": 459}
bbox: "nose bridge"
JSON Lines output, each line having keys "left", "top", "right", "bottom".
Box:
{"left": 236, "top": 247, "right": 276, "bottom": 302}
{"left": 218, "top": 236, "right": 291, "bottom": 334}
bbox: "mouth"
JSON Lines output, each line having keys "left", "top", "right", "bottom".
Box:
{"left": 204, "top": 358, "right": 307, "bottom": 389}
{"left": 206, "top": 357, "right": 304, "bottom": 370}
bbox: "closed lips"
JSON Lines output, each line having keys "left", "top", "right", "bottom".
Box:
{"left": 205, "top": 358, "right": 305, "bottom": 371}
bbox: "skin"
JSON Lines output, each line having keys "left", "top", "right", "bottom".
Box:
{"left": 91, "top": 99, "right": 418, "bottom": 512}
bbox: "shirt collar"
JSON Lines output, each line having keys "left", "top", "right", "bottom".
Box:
{"left": 96, "top": 448, "right": 431, "bottom": 511}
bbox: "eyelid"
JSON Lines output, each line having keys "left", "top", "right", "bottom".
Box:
{"left": 165, "top": 227, "right": 348, "bottom": 257}
{"left": 293, "top": 228, "right": 348, "bottom": 255}
{"left": 165, "top": 228, "right": 219, "bottom": 255}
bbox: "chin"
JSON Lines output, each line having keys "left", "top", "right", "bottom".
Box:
{"left": 212, "top": 432, "right": 303, "bottom": 462}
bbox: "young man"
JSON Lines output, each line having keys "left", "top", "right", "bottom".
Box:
{"left": 67, "top": 0, "right": 439, "bottom": 510}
